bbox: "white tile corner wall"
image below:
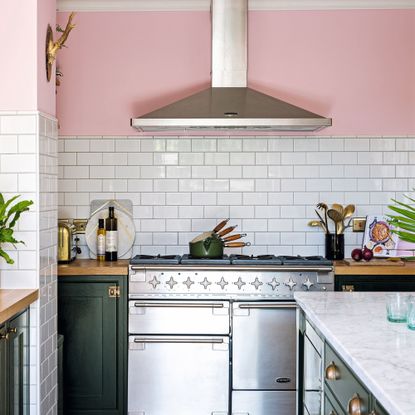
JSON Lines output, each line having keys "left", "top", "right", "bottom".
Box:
{"left": 58, "top": 135, "right": 415, "bottom": 258}
{"left": 0, "top": 111, "right": 58, "bottom": 415}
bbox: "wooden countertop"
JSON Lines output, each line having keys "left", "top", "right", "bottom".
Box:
{"left": 58, "top": 259, "right": 129, "bottom": 276}
{"left": 334, "top": 259, "right": 415, "bottom": 275}
{"left": 0, "top": 289, "right": 38, "bottom": 325}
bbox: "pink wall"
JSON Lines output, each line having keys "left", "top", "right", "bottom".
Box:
{"left": 0, "top": 1, "right": 37, "bottom": 111}
{"left": 56, "top": 9, "right": 415, "bottom": 136}
{"left": 0, "top": 0, "right": 56, "bottom": 115}
{"left": 37, "top": 0, "right": 57, "bottom": 116}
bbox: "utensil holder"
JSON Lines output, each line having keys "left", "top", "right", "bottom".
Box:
{"left": 325, "top": 234, "right": 344, "bottom": 260}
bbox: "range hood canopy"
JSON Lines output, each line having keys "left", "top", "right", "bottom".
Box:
{"left": 131, "top": 0, "right": 331, "bottom": 133}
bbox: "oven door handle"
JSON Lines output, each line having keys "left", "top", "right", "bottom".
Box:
{"left": 237, "top": 302, "right": 296, "bottom": 309}
{"left": 133, "top": 337, "right": 224, "bottom": 344}
{"left": 133, "top": 302, "right": 225, "bottom": 308}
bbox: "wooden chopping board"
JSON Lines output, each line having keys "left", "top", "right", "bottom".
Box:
{"left": 343, "top": 258, "right": 405, "bottom": 266}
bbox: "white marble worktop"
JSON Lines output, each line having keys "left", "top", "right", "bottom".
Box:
{"left": 294, "top": 292, "right": 415, "bottom": 415}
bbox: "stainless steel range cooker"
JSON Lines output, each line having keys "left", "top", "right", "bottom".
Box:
{"left": 128, "top": 254, "right": 334, "bottom": 415}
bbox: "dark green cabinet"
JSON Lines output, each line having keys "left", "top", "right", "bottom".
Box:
{"left": 0, "top": 309, "right": 30, "bottom": 415}
{"left": 58, "top": 275, "right": 126, "bottom": 415}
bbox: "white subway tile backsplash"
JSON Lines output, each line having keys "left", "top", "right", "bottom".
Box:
{"left": 179, "top": 152, "right": 204, "bottom": 165}
{"left": 57, "top": 135, "right": 415, "bottom": 258}
{"left": 0, "top": 135, "right": 18, "bottom": 153}
{"left": 90, "top": 139, "right": 114, "bottom": 152}
{"left": 229, "top": 179, "right": 255, "bottom": 192}
{"left": 0, "top": 173, "right": 18, "bottom": 191}
{"left": 192, "top": 166, "right": 217, "bottom": 178}
{"left": 166, "top": 166, "right": 190, "bottom": 178}
{"left": 218, "top": 138, "right": 242, "bottom": 152}
{"left": 358, "top": 152, "right": 383, "bottom": 165}
{"left": 1, "top": 154, "right": 36, "bottom": 172}
{"left": 0, "top": 114, "right": 36, "bottom": 134}
{"left": 205, "top": 152, "right": 230, "bottom": 165}
{"left": 154, "top": 152, "right": 179, "bottom": 165}
{"left": 243, "top": 138, "right": 267, "bottom": 152}
{"left": 115, "top": 139, "right": 140, "bottom": 152}
{"left": 91, "top": 165, "right": 116, "bottom": 178}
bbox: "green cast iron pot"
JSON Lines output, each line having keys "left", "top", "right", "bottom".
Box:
{"left": 189, "top": 235, "right": 224, "bottom": 258}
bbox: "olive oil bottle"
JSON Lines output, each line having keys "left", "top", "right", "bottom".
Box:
{"left": 105, "top": 207, "right": 118, "bottom": 261}
{"left": 96, "top": 219, "right": 106, "bottom": 261}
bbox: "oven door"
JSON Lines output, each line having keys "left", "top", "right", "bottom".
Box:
{"left": 129, "top": 300, "right": 230, "bottom": 335}
{"left": 128, "top": 335, "right": 229, "bottom": 415}
{"left": 232, "top": 301, "right": 297, "bottom": 390}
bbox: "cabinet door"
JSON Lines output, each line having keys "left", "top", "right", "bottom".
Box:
{"left": 58, "top": 278, "right": 125, "bottom": 415}
{"left": 0, "top": 324, "right": 8, "bottom": 415}
{"left": 8, "top": 310, "right": 30, "bottom": 415}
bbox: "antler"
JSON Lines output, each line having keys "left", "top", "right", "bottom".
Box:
{"left": 47, "top": 12, "right": 76, "bottom": 66}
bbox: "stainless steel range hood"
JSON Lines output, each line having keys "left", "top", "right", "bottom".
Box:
{"left": 131, "top": 0, "right": 331, "bottom": 133}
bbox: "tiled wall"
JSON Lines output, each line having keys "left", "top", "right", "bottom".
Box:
{"left": 0, "top": 112, "right": 58, "bottom": 415}
{"left": 58, "top": 135, "right": 415, "bottom": 258}
{"left": 39, "top": 115, "right": 58, "bottom": 415}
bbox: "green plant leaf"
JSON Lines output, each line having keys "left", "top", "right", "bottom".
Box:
{"left": 387, "top": 215, "right": 415, "bottom": 224}
{"left": 0, "top": 248, "right": 14, "bottom": 264}
{"left": 0, "top": 195, "right": 20, "bottom": 224}
{"left": 389, "top": 221, "right": 415, "bottom": 233}
{"left": 388, "top": 205, "right": 415, "bottom": 221}
{"left": 390, "top": 198, "right": 415, "bottom": 213}
{"left": 0, "top": 193, "right": 4, "bottom": 206}
{"left": 7, "top": 200, "right": 33, "bottom": 228}
{"left": 392, "top": 230, "right": 415, "bottom": 244}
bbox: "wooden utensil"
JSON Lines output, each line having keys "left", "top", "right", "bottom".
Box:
{"left": 213, "top": 218, "right": 229, "bottom": 233}
{"left": 224, "top": 242, "right": 251, "bottom": 248}
{"left": 222, "top": 233, "right": 247, "bottom": 242}
{"left": 217, "top": 225, "right": 238, "bottom": 237}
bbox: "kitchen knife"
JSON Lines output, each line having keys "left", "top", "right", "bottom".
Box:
{"left": 217, "top": 225, "right": 238, "bottom": 237}
{"left": 224, "top": 242, "right": 251, "bottom": 248}
{"left": 213, "top": 218, "right": 230, "bottom": 233}
{"left": 222, "top": 233, "right": 247, "bottom": 242}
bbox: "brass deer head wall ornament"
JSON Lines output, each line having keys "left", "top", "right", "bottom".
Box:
{"left": 45, "top": 12, "right": 76, "bottom": 82}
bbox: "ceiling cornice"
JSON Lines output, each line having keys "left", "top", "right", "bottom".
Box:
{"left": 57, "top": 0, "right": 415, "bottom": 12}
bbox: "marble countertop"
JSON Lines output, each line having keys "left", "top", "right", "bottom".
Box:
{"left": 295, "top": 292, "right": 415, "bottom": 415}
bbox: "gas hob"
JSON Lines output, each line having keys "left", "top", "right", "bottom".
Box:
{"left": 129, "top": 254, "right": 334, "bottom": 300}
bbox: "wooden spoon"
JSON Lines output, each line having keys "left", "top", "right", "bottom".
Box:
{"left": 213, "top": 218, "right": 229, "bottom": 233}
{"left": 224, "top": 242, "right": 251, "bottom": 248}
{"left": 217, "top": 225, "right": 238, "bottom": 237}
{"left": 222, "top": 233, "right": 247, "bottom": 242}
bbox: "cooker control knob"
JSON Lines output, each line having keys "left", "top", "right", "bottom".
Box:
{"left": 183, "top": 277, "right": 194, "bottom": 289}
{"left": 284, "top": 278, "right": 297, "bottom": 291}
{"left": 166, "top": 277, "right": 177, "bottom": 289}
{"left": 149, "top": 276, "right": 160, "bottom": 289}
{"left": 217, "top": 277, "right": 228, "bottom": 290}
{"left": 234, "top": 277, "right": 246, "bottom": 290}
{"left": 250, "top": 277, "right": 263, "bottom": 290}
{"left": 267, "top": 277, "right": 280, "bottom": 291}
{"left": 199, "top": 277, "right": 212, "bottom": 290}
{"left": 302, "top": 277, "right": 314, "bottom": 291}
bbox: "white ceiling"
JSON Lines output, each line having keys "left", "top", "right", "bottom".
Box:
{"left": 57, "top": 0, "right": 415, "bottom": 12}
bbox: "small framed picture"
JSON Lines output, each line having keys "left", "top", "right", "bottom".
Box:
{"left": 362, "top": 215, "right": 398, "bottom": 257}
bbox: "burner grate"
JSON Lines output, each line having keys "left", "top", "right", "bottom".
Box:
{"left": 130, "top": 254, "right": 181, "bottom": 265}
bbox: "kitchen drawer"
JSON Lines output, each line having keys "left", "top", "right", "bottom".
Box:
{"left": 324, "top": 343, "right": 369, "bottom": 414}
{"left": 324, "top": 387, "right": 345, "bottom": 415}
{"left": 129, "top": 300, "right": 230, "bottom": 335}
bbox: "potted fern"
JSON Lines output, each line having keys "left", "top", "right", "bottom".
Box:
{"left": 387, "top": 193, "right": 415, "bottom": 258}
{"left": 0, "top": 194, "right": 33, "bottom": 264}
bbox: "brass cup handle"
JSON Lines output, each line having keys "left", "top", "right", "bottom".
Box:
{"left": 348, "top": 393, "right": 363, "bottom": 415}
{"left": 329, "top": 411, "right": 338, "bottom": 415}
{"left": 0, "top": 333, "right": 9, "bottom": 341}
{"left": 7, "top": 327, "right": 17, "bottom": 334}
{"left": 325, "top": 361, "right": 341, "bottom": 380}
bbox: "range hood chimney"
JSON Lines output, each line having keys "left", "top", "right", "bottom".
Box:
{"left": 131, "top": 0, "right": 332, "bottom": 133}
